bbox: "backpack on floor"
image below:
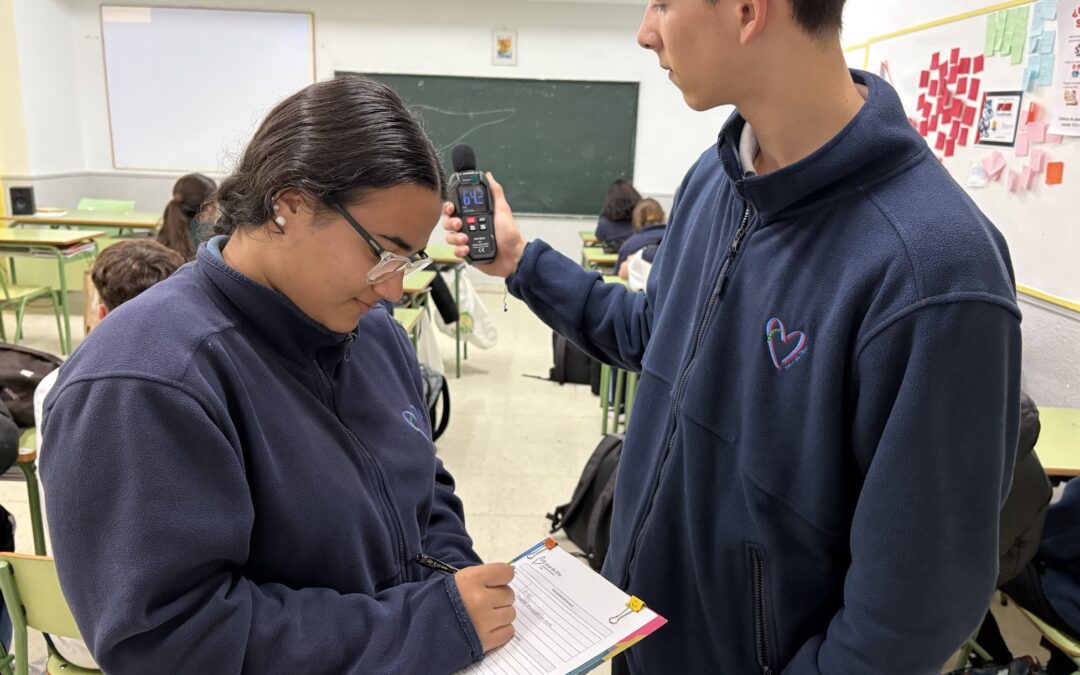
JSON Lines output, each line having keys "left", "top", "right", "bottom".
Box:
{"left": 546, "top": 434, "right": 623, "bottom": 571}
{"left": 0, "top": 343, "right": 62, "bottom": 428}
{"left": 550, "top": 332, "right": 594, "bottom": 386}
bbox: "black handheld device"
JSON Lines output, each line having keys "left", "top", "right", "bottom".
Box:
{"left": 447, "top": 144, "right": 498, "bottom": 264}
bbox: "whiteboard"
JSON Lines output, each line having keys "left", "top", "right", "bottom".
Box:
{"left": 101, "top": 7, "right": 314, "bottom": 173}
{"left": 866, "top": 3, "right": 1079, "bottom": 303}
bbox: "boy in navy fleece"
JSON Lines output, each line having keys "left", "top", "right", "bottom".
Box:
{"left": 445, "top": 0, "right": 1021, "bottom": 672}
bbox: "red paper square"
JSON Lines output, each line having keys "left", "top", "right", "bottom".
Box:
{"left": 950, "top": 121, "right": 961, "bottom": 139}
{"left": 959, "top": 128, "right": 969, "bottom": 146}
{"left": 942, "top": 109, "right": 953, "bottom": 125}
{"left": 952, "top": 99, "right": 963, "bottom": 116}
{"left": 935, "top": 132, "right": 946, "bottom": 150}
{"left": 959, "top": 57, "right": 971, "bottom": 74}
{"left": 947, "top": 67, "right": 959, "bottom": 84}
{"left": 962, "top": 106, "right": 976, "bottom": 126}
{"left": 945, "top": 138, "right": 956, "bottom": 157}
{"left": 919, "top": 120, "right": 929, "bottom": 136}
{"left": 968, "top": 79, "right": 981, "bottom": 101}
{"left": 931, "top": 52, "right": 941, "bottom": 69}
{"left": 957, "top": 78, "right": 968, "bottom": 95}
{"left": 950, "top": 48, "right": 960, "bottom": 64}
{"left": 929, "top": 80, "right": 939, "bottom": 97}
{"left": 929, "top": 116, "right": 939, "bottom": 132}
{"left": 973, "top": 55, "right": 984, "bottom": 73}
{"left": 919, "top": 70, "right": 930, "bottom": 88}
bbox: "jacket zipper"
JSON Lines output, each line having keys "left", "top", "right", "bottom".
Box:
{"left": 751, "top": 547, "right": 775, "bottom": 675}
{"left": 313, "top": 358, "right": 408, "bottom": 584}
{"left": 623, "top": 195, "right": 755, "bottom": 585}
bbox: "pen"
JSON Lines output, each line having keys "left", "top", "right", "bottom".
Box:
{"left": 415, "top": 553, "right": 460, "bottom": 575}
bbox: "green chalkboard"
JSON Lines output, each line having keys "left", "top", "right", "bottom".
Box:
{"left": 342, "top": 72, "right": 639, "bottom": 216}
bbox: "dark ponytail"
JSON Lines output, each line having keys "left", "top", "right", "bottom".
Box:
{"left": 158, "top": 173, "right": 215, "bottom": 260}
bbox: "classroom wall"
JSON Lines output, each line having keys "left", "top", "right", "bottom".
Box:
{"left": 844, "top": 0, "right": 1080, "bottom": 408}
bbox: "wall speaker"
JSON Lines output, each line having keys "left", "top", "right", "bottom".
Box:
{"left": 9, "top": 187, "right": 35, "bottom": 216}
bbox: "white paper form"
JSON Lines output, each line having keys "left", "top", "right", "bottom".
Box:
{"left": 458, "top": 539, "right": 666, "bottom": 675}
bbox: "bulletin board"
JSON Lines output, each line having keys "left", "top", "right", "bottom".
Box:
{"left": 847, "top": 0, "right": 1079, "bottom": 310}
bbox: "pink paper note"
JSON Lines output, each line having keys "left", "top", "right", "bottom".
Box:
{"left": 1008, "top": 170, "right": 1021, "bottom": 193}
{"left": 1022, "top": 165, "right": 1035, "bottom": 190}
{"left": 1030, "top": 149, "right": 1046, "bottom": 172}
{"left": 942, "top": 109, "right": 953, "bottom": 125}
{"left": 1015, "top": 133, "right": 1030, "bottom": 157}
{"left": 931, "top": 52, "right": 941, "bottom": 69}
{"left": 929, "top": 80, "right": 939, "bottom": 97}
{"left": 950, "top": 121, "right": 961, "bottom": 139}
{"left": 1027, "top": 122, "right": 1048, "bottom": 144}
{"left": 947, "top": 67, "right": 959, "bottom": 84}
{"left": 919, "top": 70, "right": 930, "bottom": 88}
{"left": 959, "top": 57, "right": 972, "bottom": 74}
{"left": 918, "top": 120, "right": 929, "bottom": 137}
{"left": 981, "top": 151, "right": 1006, "bottom": 179}
{"left": 950, "top": 47, "right": 960, "bottom": 64}
{"left": 929, "top": 116, "right": 939, "bottom": 132}
{"left": 962, "top": 106, "right": 976, "bottom": 127}
{"left": 945, "top": 138, "right": 956, "bottom": 157}
{"left": 1046, "top": 132, "right": 1063, "bottom": 144}
{"left": 959, "top": 128, "right": 970, "bottom": 146}
{"left": 968, "top": 79, "right": 981, "bottom": 101}
{"left": 973, "top": 55, "right": 985, "bottom": 73}
{"left": 957, "top": 77, "right": 968, "bottom": 95}
{"left": 935, "top": 132, "right": 947, "bottom": 150}
{"left": 952, "top": 99, "right": 964, "bottom": 116}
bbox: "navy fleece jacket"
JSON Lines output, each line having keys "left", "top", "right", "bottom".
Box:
{"left": 40, "top": 238, "right": 484, "bottom": 674}
{"left": 508, "top": 71, "right": 1021, "bottom": 673}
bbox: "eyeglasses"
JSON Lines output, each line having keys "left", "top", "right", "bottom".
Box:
{"left": 327, "top": 201, "right": 433, "bottom": 285}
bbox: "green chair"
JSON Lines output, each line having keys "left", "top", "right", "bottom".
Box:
{"left": 74, "top": 199, "right": 134, "bottom": 213}
{"left": 1014, "top": 600, "right": 1080, "bottom": 669}
{"left": 0, "top": 553, "right": 100, "bottom": 675}
{"left": 0, "top": 266, "right": 63, "bottom": 351}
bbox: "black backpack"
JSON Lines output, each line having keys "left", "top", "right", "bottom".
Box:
{"left": 0, "top": 342, "right": 62, "bottom": 428}
{"left": 419, "top": 363, "right": 450, "bottom": 442}
{"left": 550, "top": 332, "right": 596, "bottom": 386}
{"left": 546, "top": 434, "right": 623, "bottom": 571}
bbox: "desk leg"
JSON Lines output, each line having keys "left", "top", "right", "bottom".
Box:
{"left": 600, "top": 364, "right": 611, "bottom": 435}
{"left": 454, "top": 266, "right": 461, "bottom": 379}
{"left": 625, "top": 371, "right": 639, "bottom": 429}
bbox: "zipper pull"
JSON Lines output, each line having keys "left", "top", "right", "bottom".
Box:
{"left": 343, "top": 334, "right": 354, "bottom": 362}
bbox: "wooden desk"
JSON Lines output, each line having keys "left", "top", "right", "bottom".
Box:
{"left": 582, "top": 247, "right": 618, "bottom": 270}
{"left": 1035, "top": 407, "right": 1080, "bottom": 476}
{"left": 603, "top": 275, "right": 627, "bottom": 286}
{"left": 423, "top": 245, "right": 468, "bottom": 378}
{"left": 393, "top": 307, "right": 423, "bottom": 344}
{"left": 0, "top": 229, "right": 105, "bottom": 354}
{"left": 1, "top": 210, "right": 160, "bottom": 235}
{"left": 579, "top": 230, "right": 599, "bottom": 245}
{"left": 403, "top": 271, "right": 436, "bottom": 296}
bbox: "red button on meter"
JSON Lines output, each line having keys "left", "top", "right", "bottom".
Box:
{"left": 465, "top": 216, "right": 477, "bottom": 224}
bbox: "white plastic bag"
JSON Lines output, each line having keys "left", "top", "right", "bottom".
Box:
{"left": 627, "top": 249, "right": 653, "bottom": 293}
{"left": 434, "top": 271, "right": 498, "bottom": 349}
{"left": 414, "top": 305, "right": 445, "bottom": 376}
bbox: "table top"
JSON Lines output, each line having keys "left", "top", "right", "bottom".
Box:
{"left": 583, "top": 247, "right": 618, "bottom": 266}
{"left": 603, "top": 275, "right": 627, "bottom": 286}
{"left": 579, "top": 230, "right": 599, "bottom": 244}
{"left": 0, "top": 210, "right": 160, "bottom": 229}
{"left": 403, "top": 271, "right": 436, "bottom": 294}
{"left": 425, "top": 244, "right": 465, "bottom": 265}
{"left": 1035, "top": 407, "right": 1080, "bottom": 476}
{"left": 393, "top": 308, "right": 423, "bottom": 333}
{"left": 0, "top": 229, "right": 107, "bottom": 246}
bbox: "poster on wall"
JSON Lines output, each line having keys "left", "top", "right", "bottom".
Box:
{"left": 1053, "top": 3, "right": 1080, "bottom": 135}
{"left": 976, "top": 90, "right": 1024, "bottom": 146}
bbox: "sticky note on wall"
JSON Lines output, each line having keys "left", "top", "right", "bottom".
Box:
{"left": 1046, "top": 162, "right": 1064, "bottom": 185}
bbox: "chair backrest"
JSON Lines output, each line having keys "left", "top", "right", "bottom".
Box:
{"left": 76, "top": 198, "right": 134, "bottom": 213}
{"left": 0, "top": 265, "right": 11, "bottom": 301}
{"left": 0, "top": 553, "right": 83, "bottom": 639}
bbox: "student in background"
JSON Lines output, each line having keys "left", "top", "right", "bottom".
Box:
{"left": 594, "top": 177, "right": 641, "bottom": 247}
{"left": 33, "top": 238, "right": 185, "bottom": 671}
{"left": 40, "top": 76, "right": 513, "bottom": 674}
{"left": 156, "top": 173, "right": 216, "bottom": 260}
{"left": 445, "top": 0, "right": 1020, "bottom": 671}
{"left": 616, "top": 198, "right": 666, "bottom": 277}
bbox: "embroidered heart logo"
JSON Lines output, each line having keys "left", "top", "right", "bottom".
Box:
{"left": 765, "top": 317, "right": 808, "bottom": 370}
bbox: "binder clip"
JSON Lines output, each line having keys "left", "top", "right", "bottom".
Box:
{"left": 609, "top": 596, "right": 646, "bottom": 624}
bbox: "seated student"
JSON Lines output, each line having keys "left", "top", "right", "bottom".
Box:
{"left": 995, "top": 477, "right": 1080, "bottom": 675}
{"left": 156, "top": 173, "right": 216, "bottom": 260}
{"left": 39, "top": 76, "right": 514, "bottom": 674}
{"left": 32, "top": 238, "right": 185, "bottom": 670}
{"left": 615, "top": 198, "right": 666, "bottom": 277}
{"left": 593, "top": 178, "right": 640, "bottom": 248}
